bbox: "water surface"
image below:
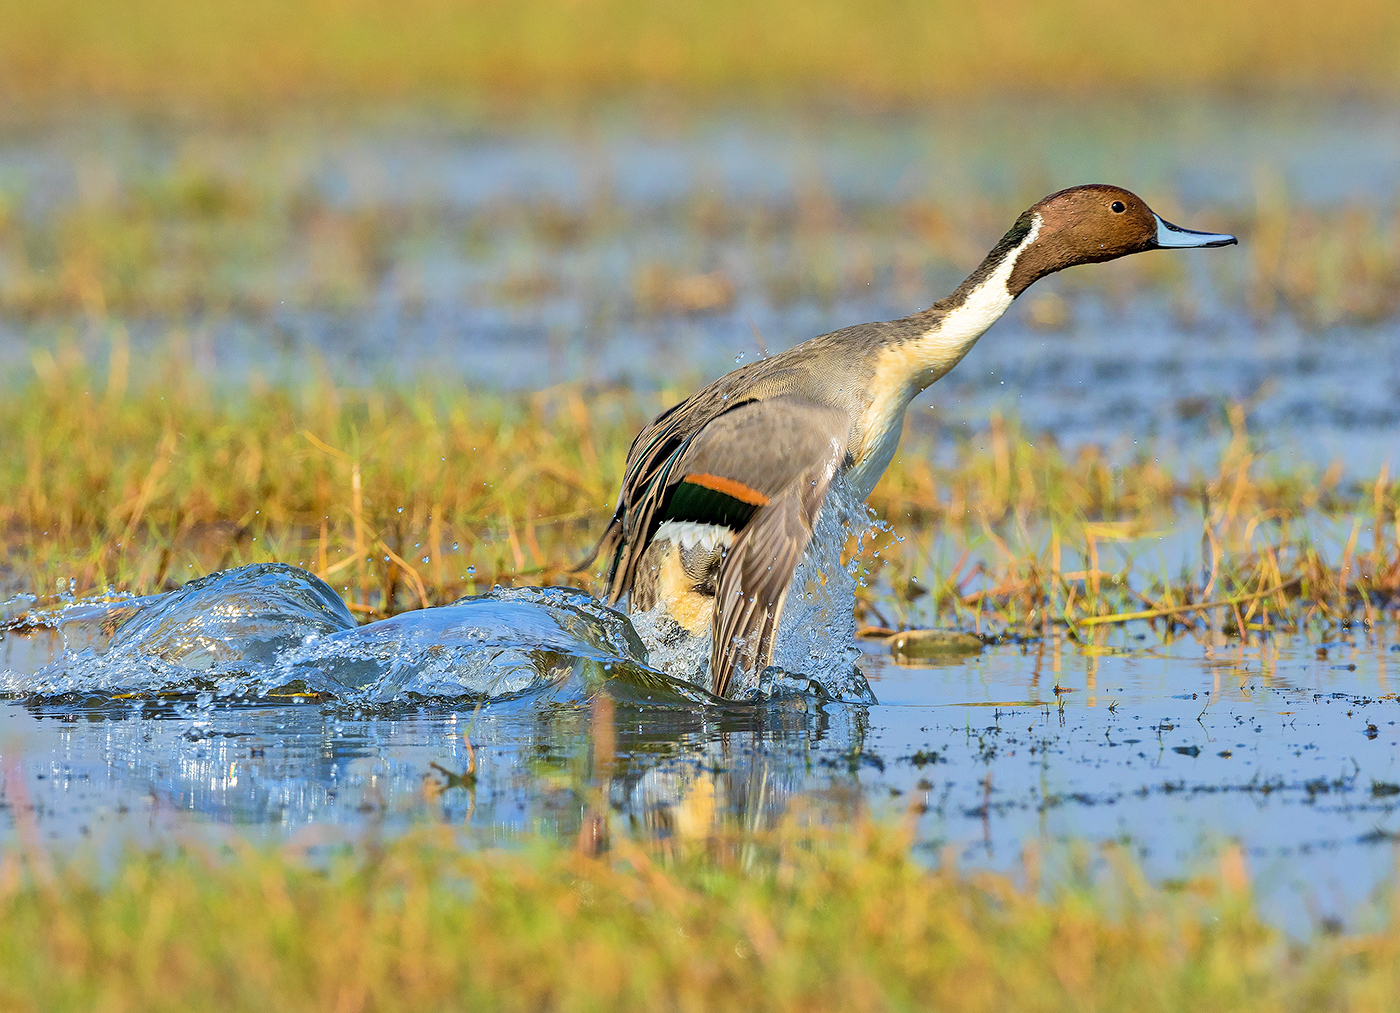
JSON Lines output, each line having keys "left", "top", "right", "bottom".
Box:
{"left": 3, "top": 564, "right": 1398, "bottom": 934}
{"left": 4, "top": 101, "right": 1400, "bottom": 934}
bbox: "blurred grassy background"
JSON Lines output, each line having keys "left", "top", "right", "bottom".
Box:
{"left": 4, "top": 0, "right": 1399, "bottom": 613}
{"left": 1, "top": 0, "right": 1397, "bottom": 109}
{"left": 8, "top": 821, "right": 1400, "bottom": 1013}
{"left": 1, "top": 156, "right": 1392, "bottom": 329}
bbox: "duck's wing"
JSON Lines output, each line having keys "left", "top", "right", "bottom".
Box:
{"left": 592, "top": 363, "right": 821, "bottom": 602}
{"left": 591, "top": 394, "right": 719, "bottom": 602}
{"left": 665, "top": 398, "right": 848, "bottom": 696}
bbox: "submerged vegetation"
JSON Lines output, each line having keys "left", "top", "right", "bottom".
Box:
{"left": 2, "top": 352, "right": 1397, "bottom": 637}
{"left": 2, "top": 818, "right": 1400, "bottom": 1012}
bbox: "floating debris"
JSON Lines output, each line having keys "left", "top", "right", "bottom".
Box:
{"left": 889, "top": 629, "right": 984, "bottom": 664}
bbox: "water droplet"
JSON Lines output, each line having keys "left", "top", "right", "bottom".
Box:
{"left": 467, "top": 565, "right": 477, "bottom": 575}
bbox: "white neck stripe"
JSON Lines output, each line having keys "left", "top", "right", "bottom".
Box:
{"left": 846, "top": 215, "right": 1044, "bottom": 498}
{"left": 909, "top": 213, "right": 1041, "bottom": 388}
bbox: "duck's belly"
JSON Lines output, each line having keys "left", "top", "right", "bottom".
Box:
{"left": 629, "top": 521, "right": 732, "bottom": 634}
{"left": 845, "top": 385, "right": 912, "bottom": 499}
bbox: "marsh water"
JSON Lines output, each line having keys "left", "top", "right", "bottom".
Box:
{"left": 3, "top": 580, "right": 1398, "bottom": 934}
{"left": 3, "top": 100, "right": 1400, "bottom": 931}
{"left": 3, "top": 100, "right": 1397, "bottom": 470}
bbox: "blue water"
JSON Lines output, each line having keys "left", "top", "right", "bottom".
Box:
{"left": 2, "top": 562, "right": 1399, "bottom": 935}
{"left": 3, "top": 101, "right": 1400, "bottom": 934}
{"left": 2, "top": 101, "right": 1398, "bottom": 473}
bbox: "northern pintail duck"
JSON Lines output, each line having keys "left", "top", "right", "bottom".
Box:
{"left": 588, "top": 185, "right": 1235, "bottom": 696}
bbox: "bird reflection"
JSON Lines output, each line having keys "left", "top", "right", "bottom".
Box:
{"left": 9, "top": 689, "right": 872, "bottom": 848}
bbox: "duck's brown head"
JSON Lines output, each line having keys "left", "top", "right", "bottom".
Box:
{"left": 1003, "top": 184, "right": 1235, "bottom": 297}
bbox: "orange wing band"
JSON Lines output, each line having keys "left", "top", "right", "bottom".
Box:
{"left": 681, "top": 472, "right": 771, "bottom": 506}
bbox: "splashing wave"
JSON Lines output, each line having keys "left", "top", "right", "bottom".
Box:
{"left": 2, "top": 548, "right": 874, "bottom": 707}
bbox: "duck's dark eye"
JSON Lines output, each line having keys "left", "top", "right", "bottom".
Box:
{"left": 1111, "top": 200, "right": 1126, "bottom": 213}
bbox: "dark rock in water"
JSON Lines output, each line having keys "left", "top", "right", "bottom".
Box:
{"left": 107, "top": 563, "right": 356, "bottom": 669}
{"left": 889, "top": 629, "right": 984, "bottom": 664}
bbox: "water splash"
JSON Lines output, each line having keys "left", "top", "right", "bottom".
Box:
{"left": 629, "top": 478, "right": 877, "bottom": 704}
{"left": 275, "top": 584, "right": 706, "bottom": 705}
{"left": 1, "top": 522, "right": 875, "bottom": 706}
{"left": 0, "top": 564, "right": 712, "bottom": 707}
{"left": 109, "top": 564, "right": 358, "bottom": 668}
{"left": 628, "top": 605, "right": 712, "bottom": 690}
{"left": 767, "top": 479, "right": 873, "bottom": 701}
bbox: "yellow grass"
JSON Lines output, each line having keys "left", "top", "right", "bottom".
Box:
{"left": 2, "top": 348, "right": 1397, "bottom": 635}
{"left": 1, "top": 0, "right": 1398, "bottom": 108}
{"left": 3, "top": 818, "right": 1400, "bottom": 1013}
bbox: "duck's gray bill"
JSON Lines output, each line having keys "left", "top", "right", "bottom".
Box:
{"left": 1154, "top": 214, "right": 1237, "bottom": 248}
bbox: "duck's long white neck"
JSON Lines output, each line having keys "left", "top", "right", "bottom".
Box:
{"left": 845, "top": 214, "right": 1042, "bottom": 499}
{"left": 905, "top": 212, "right": 1042, "bottom": 389}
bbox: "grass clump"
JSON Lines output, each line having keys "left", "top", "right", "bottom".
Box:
{"left": 868, "top": 405, "right": 1400, "bottom": 636}
{"left": 3, "top": 343, "right": 638, "bottom": 612}
{"left": 2, "top": 821, "right": 1397, "bottom": 1013}
{"left": 3, "top": 346, "right": 1398, "bottom": 638}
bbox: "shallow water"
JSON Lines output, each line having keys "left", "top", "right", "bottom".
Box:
{"left": 3, "top": 561, "right": 1399, "bottom": 934}
{"left": 3, "top": 101, "right": 1399, "bottom": 472}
{"left": 4, "top": 101, "right": 1400, "bottom": 932}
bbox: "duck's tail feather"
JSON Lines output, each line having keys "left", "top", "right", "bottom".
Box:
{"left": 572, "top": 517, "right": 621, "bottom": 588}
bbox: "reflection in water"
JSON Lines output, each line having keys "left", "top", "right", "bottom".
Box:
{"left": 3, "top": 684, "right": 870, "bottom": 847}
{"left": 3, "top": 565, "right": 1400, "bottom": 933}
{"left": 0, "top": 560, "right": 872, "bottom": 848}
{"left": 4, "top": 627, "right": 1400, "bottom": 932}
